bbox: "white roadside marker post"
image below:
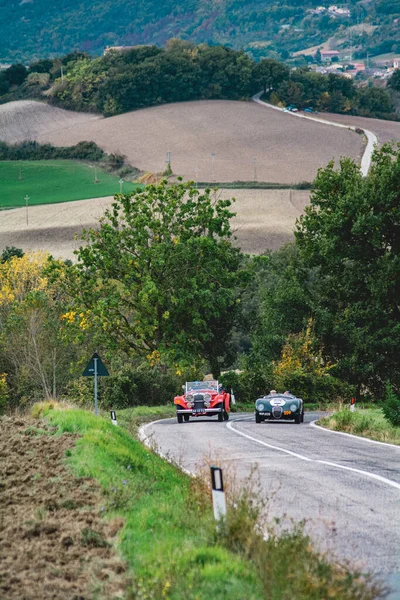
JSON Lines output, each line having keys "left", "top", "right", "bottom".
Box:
{"left": 350, "top": 397, "right": 356, "bottom": 412}
{"left": 210, "top": 466, "right": 227, "bottom": 529}
{"left": 110, "top": 410, "right": 118, "bottom": 426}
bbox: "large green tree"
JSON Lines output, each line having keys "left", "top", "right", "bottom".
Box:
{"left": 66, "top": 181, "right": 245, "bottom": 376}
{"left": 295, "top": 144, "right": 400, "bottom": 397}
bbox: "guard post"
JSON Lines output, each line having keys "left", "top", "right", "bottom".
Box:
{"left": 110, "top": 410, "right": 118, "bottom": 426}
{"left": 210, "top": 466, "right": 227, "bottom": 528}
{"left": 350, "top": 397, "right": 356, "bottom": 412}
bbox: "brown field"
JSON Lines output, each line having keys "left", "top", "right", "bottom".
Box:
{"left": 0, "top": 100, "right": 102, "bottom": 143}
{"left": 0, "top": 416, "right": 127, "bottom": 600}
{"left": 321, "top": 111, "right": 400, "bottom": 145}
{"left": 0, "top": 189, "right": 310, "bottom": 258}
{"left": 32, "top": 100, "right": 363, "bottom": 184}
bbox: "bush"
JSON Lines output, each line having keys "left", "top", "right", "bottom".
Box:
{"left": 220, "top": 367, "right": 273, "bottom": 404}
{"left": 382, "top": 382, "right": 400, "bottom": 427}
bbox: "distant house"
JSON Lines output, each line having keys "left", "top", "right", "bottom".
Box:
{"left": 394, "top": 58, "right": 400, "bottom": 70}
{"left": 320, "top": 50, "right": 340, "bottom": 61}
{"left": 104, "top": 45, "right": 137, "bottom": 55}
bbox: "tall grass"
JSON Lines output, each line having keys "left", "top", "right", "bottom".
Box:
{"left": 319, "top": 408, "right": 400, "bottom": 445}
{"left": 40, "top": 406, "right": 385, "bottom": 599}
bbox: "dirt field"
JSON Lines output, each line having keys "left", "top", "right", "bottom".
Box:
{"left": 321, "top": 112, "right": 400, "bottom": 145}
{"left": 0, "top": 416, "right": 127, "bottom": 600}
{"left": 34, "top": 100, "right": 362, "bottom": 184}
{"left": 0, "top": 188, "right": 310, "bottom": 258}
{"left": 0, "top": 100, "right": 101, "bottom": 143}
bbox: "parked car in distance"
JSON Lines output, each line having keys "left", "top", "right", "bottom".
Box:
{"left": 174, "top": 380, "right": 232, "bottom": 423}
{"left": 285, "top": 105, "right": 299, "bottom": 112}
{"left": 304, "top": 107, "right": 318, "bottom": 114}
{"left": 255, "top": 392, "right": 304, "bottom": 424}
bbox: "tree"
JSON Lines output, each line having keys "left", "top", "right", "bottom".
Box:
{"left": 63, "top": 181, "right": 245, "bottom": 376}
{"left": 1, "top": 246, "right": 24, "bottom": 262}
{"left": 389, "top": 69, "right": 400, "bottom": 92}
{"left": 252, "top": 58, "right": 290, "bottom": 95}
{"left": 4, "top": 63, "right": 28, "bottom": 86}
{"left": 295, "top": 144, "right": 400, "bottom": 397}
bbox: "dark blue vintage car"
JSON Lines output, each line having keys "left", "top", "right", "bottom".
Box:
{"left": 255, "top": 392, "right": 304, "bottom": 424}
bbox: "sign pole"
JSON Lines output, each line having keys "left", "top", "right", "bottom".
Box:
{"left": 94, "top": 357, "right": 98, "bottom": 416}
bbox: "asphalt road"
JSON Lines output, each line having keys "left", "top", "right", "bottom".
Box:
{"left": 141, "top": 412, "right": 400, "bottom": 596}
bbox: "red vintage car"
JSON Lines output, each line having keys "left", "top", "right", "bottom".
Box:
{"left": 174, "top": 380, "right": 232, "bottom": 423}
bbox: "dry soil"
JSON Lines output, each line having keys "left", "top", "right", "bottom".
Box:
{"left": 35, "top": 100, "right": 362, "bottom": 184}
{"left": 0, "top": 416, "right": 127, "bottom": 600}
{"left": 0, "top": 188, "right": 310, "bottom": 258}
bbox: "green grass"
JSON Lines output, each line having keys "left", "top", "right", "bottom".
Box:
{"left": 319, "top": 408, "right": 400, "bottom": 445}
{"left": 0, "top": 160, "right": 141, "bottom": 208}
{"left": 35, "top": 404, "right": 384, "bottom": 599}
{"left": 44, "top": 407, "right": 262, "bottom": 599}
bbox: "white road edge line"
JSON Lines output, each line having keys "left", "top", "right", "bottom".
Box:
{"left": 226, "top": 420, "right": 400, "bottom": 491}
{"left": 138, "top": 418, "right": 194, "bottom": 476}
{"left": 252, "top": 92, "right": 378, "bottom": 177}
{"left": 310, "top": 419, "right": 400, "bottom": 450}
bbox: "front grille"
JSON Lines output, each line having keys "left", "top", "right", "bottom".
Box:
{"left": 272, "top": 406, "right": 283, "bottom": 419}
{"left": 193, "top": 394, "right": 205, "bottom": 412}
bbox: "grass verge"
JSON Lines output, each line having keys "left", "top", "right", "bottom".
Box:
{"left": 196, "top": 181, "right": 313, "bottom": 189}
{"left": 319, "top": 408, "right": 400, "bottom": 445}
{"left": 0, "top": 160, "right": 141, "bottom": 207}
{"left": 35, "top": 403, "right": 385, "bottom": 599}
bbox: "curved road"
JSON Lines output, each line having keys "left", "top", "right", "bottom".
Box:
{"left": 141, "top": 412, "right": 400, "bottom": 596}
{"left": 252, "top": 92, "right": 378, "bottom": 177}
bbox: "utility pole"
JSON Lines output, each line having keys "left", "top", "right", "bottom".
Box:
{"left": 211, "top": 153, "right": 216, "bottom": 183}
{"left": 25, "top": 194, "right": 29, "bottom": 226}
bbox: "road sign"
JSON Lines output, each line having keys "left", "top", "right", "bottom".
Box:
{"left": 82, "top": 353, "right": 109, "bottom": 416}
{"left": 82, "top": 353, "right": 109, "bottom": 377}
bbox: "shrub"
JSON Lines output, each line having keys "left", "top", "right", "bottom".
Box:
{"left": 0, "top": 373, "right": 8, "bottom": 414}
{"left": 382, "top": 382, "right": 400, "bottom": 427}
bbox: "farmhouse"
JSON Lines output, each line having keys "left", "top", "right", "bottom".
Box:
{"left": 320, "top": 50, "right": 340, "bottom": 61}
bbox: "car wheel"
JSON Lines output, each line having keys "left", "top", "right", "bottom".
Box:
{"left": 223, "top": 410, "right": 229, "bottom": 421}
{"left": 177, "top": 413, "right": 183, "bottom": 424}
{"left": 294, "top": 414, "right": 301, "bottom": 424}
{"left": 218, "top": 411, "right": 224, "bottom": 422}
{"left": 184, "top": 414, "right": 190, "bottom": 422}
{"left": 255, "top": 413, "right": 262, "bottom": 424}
{"left": 301, "top": 411, "right": 304, "bottom": 423}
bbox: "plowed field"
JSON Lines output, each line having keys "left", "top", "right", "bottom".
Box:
{"left": 0, "top": 188, "right": 310, "bottom": 258}
{"left": 0, "top": 417, "right": 127, "bottom": 600}
{"left": 38, "top": 100, "right": 362, "bottom": 184}
{"left": 0, "top": 100, "right": 101, "bottom": 143}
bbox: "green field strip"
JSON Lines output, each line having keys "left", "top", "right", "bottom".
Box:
{"left": 0, "top": 160, "right": 140, "bottom": 207}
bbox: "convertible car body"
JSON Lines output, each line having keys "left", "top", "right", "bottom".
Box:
{"left": 174, "top": 380, "right": 231, "bottom": 423}
{"left": 255, "top": 393, "right": 304, "bottom": 424}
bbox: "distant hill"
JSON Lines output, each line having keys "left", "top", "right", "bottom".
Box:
{"left": 0, "top": 0, "right": 398, "bottom": 63}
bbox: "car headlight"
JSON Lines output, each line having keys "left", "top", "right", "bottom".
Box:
{"left": 187, "top": 402, "right": 193, "bottom": 409}
{"left": 258, "top": 404, "right": 264, "bottom": 411}
{"left": 186, "top": 394, "right": 193, "bottom": 402}
{"left": 290, "top": 404, "right": 297, "bottom": 411}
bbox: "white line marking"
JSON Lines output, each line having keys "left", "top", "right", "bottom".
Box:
{"left": 226, "top": 420, "right": 400, "bottom": 491}
{"left": 310, "top": 419, "right": 400, "bottom": 450}
{"left": 252, "top": 92, "right": 378, "bottom": 177}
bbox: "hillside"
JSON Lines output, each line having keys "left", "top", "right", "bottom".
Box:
{"left": 0, "top": 101, "right": 101, "bottom": 143}
{"left": 36, "top": 100, "right": 362, "bottom": 184}
{"left": 0, "top": 0, "right": 398, "bottom": 63}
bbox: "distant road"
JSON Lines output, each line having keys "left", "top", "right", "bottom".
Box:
{"left": 141, "top": 412, "right": 400, "bottom": 596}
{"left": 252, "top": 92, "right": 378, "bottom": 177}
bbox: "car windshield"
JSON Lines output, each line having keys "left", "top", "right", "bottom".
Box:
{"left": 186, "top": 380, "right": 218, "bottom": 393}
